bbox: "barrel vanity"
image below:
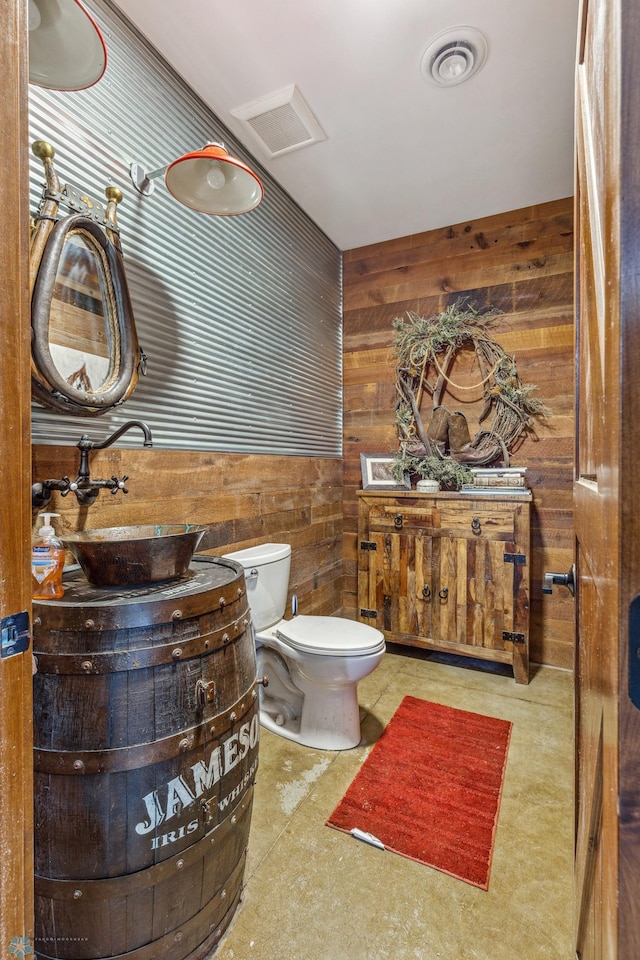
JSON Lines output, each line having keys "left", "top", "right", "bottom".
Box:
{"left": 357, "top": 490, "right": 532, "bottom": 684}
{"left": 32, "top": 555, "right": 257, "bottom": 960}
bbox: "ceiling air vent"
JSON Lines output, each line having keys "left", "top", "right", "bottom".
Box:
{"left": 421, "top": 27, "right": 488, "bottom": 87}
{"left": 230, "top": 84, "right": 327, "bottom": 158}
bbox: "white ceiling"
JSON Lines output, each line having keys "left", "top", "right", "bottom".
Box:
{"left": 110, "top": 0, "right": 580, "bottom": 251}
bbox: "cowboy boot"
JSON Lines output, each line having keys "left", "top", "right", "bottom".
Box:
{"left": 447, "top": 410, "right": 471, "bottom": 452}
{"left": 426, "top": 405, "right": 450, "bottom": 455}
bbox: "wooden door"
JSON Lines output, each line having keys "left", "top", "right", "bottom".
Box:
{"left": 0, "top": 0, "right": 34, "bottom": 952}
{"left": 574, "top": 0, "right": 640, "bottom": 956}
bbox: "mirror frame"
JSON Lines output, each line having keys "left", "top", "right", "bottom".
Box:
{"left": 29, "top": 141, "right": 142, "bottom": 416}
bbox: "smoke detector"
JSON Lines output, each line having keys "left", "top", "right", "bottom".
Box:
{"left": 421, "top": 27, "right": 488, "bottom": 87}
{"left": 230, "top": 84, "right": 327, "bottom": 158}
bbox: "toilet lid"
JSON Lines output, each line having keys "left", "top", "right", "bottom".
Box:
{"left": 275, "top": 615, "right": 385, "bottom": 657}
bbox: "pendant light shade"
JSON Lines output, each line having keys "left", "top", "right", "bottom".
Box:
{"left": 165, "top": 144, "right": 264, "bottom": 216}
{"left": 28, "top": 0, "right": 107, "bottom": 91}
{"left": 130, "top": 143, "right": 264, "bottom": 216}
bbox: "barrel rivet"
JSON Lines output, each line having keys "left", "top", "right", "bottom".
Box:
{"left": 33, "top": 616, "right": 41, "bottom": 627}
{"left": 209, "top": 725, "right": 216, "bottom": 736}
{"left": 237, "top": 587, "right": 242, "bottom": 596}
{"left": 222, "top": 633, "right": 230, "bottom": 644}
{"left": 252, "top": 690, "right": 257, "bottom": 700}
{"left": 84, "top": 619, "right": 95, "bottom": 629}
{"left": 243, "top": 619, "right": 249, "bottom": 628}
{"left": 220, "top": 888, "right": 226, "bottom": 899}
{"left": 174, "top": 931, "right": 183, "bottom": 942}
{"left": 229, "top": 712, "right": 236, "bottom": 722}
{"left": 81, "top": 660, "right": 93, "bottom": 673}
{"left": 204, "top": 639, "right": 210, "bottom": 648}
{"left": 219, "top": 597, "right": 226, "bottom": 607}
{"left": 176, "top": 859, "right": 185, "bottom": 870}
{"left": 231, "top": 815, "right": 237, "bottom": 825}
{"left": 73, "top": 760, "right": 84, "bottom": 772}
{"left": 172, "top": 648, "right": 182, "bottom": 659}
{"left": 179, "top": 738, "right": 190, "bottom": 753}
{"left": 172, "top": 609, "right": 182, "bottom": 620}
{"left": 73, "top": 889, "right": 82, "bottom": 899}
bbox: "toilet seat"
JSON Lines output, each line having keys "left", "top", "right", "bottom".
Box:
{"left": 275, "top": 615, "right": 385, "bottom": 657}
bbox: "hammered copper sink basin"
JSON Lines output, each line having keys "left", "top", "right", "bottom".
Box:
{"left": 61, "top": 524, "right": 207, "bottom": 586}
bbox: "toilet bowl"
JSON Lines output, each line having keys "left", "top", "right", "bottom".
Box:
{"left": 223, "top": 543, "right": 385, "bottom": 750}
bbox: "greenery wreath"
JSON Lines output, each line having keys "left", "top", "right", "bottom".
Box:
{"left": 391, "top": 299, "right": 549, "bottom": 485}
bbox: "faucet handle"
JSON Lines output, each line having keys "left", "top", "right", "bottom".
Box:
{"left": 111, "top": 475, "right": 128, "bottom": 495}
{"left": 59, "top": 476, "right": 73, "bottom": 497}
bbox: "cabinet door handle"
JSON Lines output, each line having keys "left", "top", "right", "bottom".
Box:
{"left": 421, "top": 585, "right": 431, "bottom": 600}
{"left": 471, "top": 517, "right": 481, "bottom": 534}
{"left": 394, "top": 513, "right": 403, "bottom": 529}
{"left": 438, "top": 586, "right": 449, "bottom": 600}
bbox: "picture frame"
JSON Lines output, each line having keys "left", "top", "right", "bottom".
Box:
{"left": 360, "top": 453, "right": 410, "bottom": 490}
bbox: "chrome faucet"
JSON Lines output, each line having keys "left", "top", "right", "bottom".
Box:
{"left": 32, "top": 420, "right": 153, "bottom": 508}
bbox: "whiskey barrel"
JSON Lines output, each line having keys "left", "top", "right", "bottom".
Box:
{"left": 32, "top": 556, "right": 258, "bottom": 960}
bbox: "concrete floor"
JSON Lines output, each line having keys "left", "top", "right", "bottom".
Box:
{"left": 214, "top": 646, "right": 574, "bottom": 960}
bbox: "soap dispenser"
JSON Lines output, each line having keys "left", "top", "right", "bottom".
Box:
{"left": 32, "top": 512, "right": 65, "bottom": 600}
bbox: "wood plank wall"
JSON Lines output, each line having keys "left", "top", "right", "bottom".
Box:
{"left": 1, "top": 0, "right": 33, "bottom": 947}
{"left": 342, "top": 198, "right": 575, "bottom": 670}
{"left": 31, "top": 448, "right": 343, "bottom": 618}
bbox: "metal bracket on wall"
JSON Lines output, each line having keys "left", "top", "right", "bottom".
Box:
{"left": 360, "top": 609, "right": 377, "bottom": 619}
{"left": 360, "top": 541, "right": 377, "bottom": 551}
{"left": 502, "top": 631, "right": 526, "bottom": 644}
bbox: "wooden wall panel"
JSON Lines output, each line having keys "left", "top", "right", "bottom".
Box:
{"left": 1, "top": 0, "right": 33, "bottom": 948}
{"left": 342, "top": 198, "right": 575, "bottom": 669}
{"left": 31, "top": 448, "right": 343, "bottom": 618}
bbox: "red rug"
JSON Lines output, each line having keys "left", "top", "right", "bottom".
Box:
{"left": 326, "top": 696, "right": 512, "bottom": 889}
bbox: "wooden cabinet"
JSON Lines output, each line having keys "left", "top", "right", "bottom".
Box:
{"left": 357, "top": 490, "right": 532, "bottom": 683}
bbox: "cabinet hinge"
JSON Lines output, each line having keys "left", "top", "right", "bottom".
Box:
{"left": 504, "top": 552, "right": 526, "bottom": 565}
{"left": 360, "top": 609, "right": 378, "bottom": 619}
{"left": 360, "top": 541, "right": 377, "bottom": 551}
{"left": 502, "top": 631, "right": 526, "bottom": 644}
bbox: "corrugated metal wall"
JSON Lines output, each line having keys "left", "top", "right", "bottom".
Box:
{"left": 29, "top": 0, "right": 342, "bottom": 456}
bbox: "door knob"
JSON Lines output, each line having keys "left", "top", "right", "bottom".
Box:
{"left": 542, "top": 564, "right": 576, "bottom": 596}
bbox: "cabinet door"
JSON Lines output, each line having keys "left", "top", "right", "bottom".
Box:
{"left": 359, "top": 503, "right": 437, "bottom": 639}
{"left": 437, "top": 503, "right": 528, "bottom": 651}
{"left": 432, "top": 531, "right": 516, "bottom": 652}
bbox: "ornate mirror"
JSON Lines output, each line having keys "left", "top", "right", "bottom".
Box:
{"left": 29, "top": 140, "right": 145, "bottom": 416}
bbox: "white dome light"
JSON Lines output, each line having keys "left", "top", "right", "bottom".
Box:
{"left": 421, "top": 27, "right": 488, "bottom": 87}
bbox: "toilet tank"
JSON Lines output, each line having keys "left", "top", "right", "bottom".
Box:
{"left": 223, "top": 543, "right": 291, "bottom": 632}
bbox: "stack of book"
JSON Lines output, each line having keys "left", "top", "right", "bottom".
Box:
{"left": 460, "top": 466, "right": 529, "bottom": 495}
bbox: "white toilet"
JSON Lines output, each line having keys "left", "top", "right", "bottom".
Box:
{"left": 223, "top": 543, "right": 385, "bottom": 750}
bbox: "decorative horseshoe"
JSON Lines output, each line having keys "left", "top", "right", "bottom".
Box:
{"left": 439, "top": 587, "right": 449, "bottom": 600}
{"left": 471, "top": 517, "right": 481, "bottom": 534}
